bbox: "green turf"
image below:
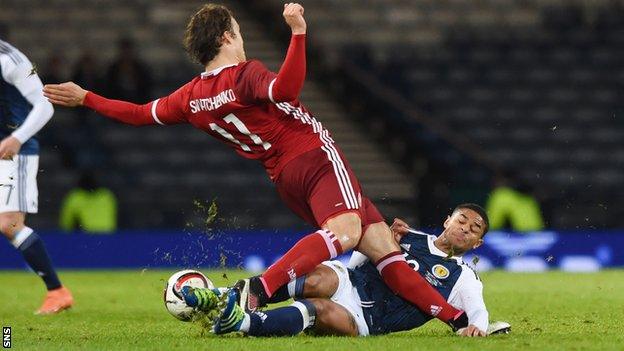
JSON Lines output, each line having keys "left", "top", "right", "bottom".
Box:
{"left": 1, "top": 269, "right": 623, "bottom": 350}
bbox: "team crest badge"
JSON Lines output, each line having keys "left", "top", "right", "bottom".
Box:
{"left": 432, "top": 264, "right": 450, "bottom": 279}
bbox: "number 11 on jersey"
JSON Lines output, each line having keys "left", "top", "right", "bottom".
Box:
{"left": 209, "top": 113, "right": 271, "bottom": 152}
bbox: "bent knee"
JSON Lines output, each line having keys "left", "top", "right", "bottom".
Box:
{"left": 303, "top": 264, "right": 339, "bottom": 298}
{"left": 307, "top": 298, "right": 330, "bottom": 316}
{"left": 358, "top": 222, "right": 400, "bottom": 262}
{"left": 0, "top": 213, "right": 24, "bottom": 237}
{"left": 304, "top": 270, "right": 323, "bottom": 293}
{"left": 306, "top": 298, "right": 359, "bottom": 337}
{"left": 324, "top": 212, "right": 362, "bottom": 250}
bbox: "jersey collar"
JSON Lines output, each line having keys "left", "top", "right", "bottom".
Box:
{"left": 427, "top": 235, "right": 464, "bottom": 262}
{"left": 201, "top": 63, "right": 238, "bottom": 78}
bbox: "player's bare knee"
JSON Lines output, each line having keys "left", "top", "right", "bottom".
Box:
{"left": 307, "top": 298, "right": 358, "bottom": 337}
{"left": 324, "top": 212, "right": 362, "bottom": 251}
{"left": 303, "top": 265, "right": 338, "bottom": 298}
{"left": 307, "top": 298, "right": 327, "bottom": 316}
{"left": 303, "top": 270, "right": 323, "bottom": 296}
{"left": 358, "top": 222, "right": 399, "bottom": 262}
{"left": 344, "top": 229, "right": 362, "bottom": 250}
{"left": 0, "top": 214, "right": 22, "bottom": 238}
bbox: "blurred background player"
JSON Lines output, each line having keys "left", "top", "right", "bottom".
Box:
{"left": 43, "top": 3, "right": 468, "bottom": 329}
{"left": 103, "top": 37, "right": 152, "bottom": 104}
{"left": 0, "top": 25, "right": 73, "bottom": 314}
{"left": 185, "top": 204, "right": 495, "bottom": 337}
{"left": 486, "top": 170, "right": 545, "bottom": 232}
{"left": 59, "top": 171, "right": 117, "bottom": 234}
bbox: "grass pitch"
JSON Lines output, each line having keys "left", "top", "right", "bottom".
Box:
{"left": 1, "top": 269, "right": 623, "bottom": 350}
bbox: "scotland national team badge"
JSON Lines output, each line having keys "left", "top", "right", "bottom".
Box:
{"left": 432, "top": 264, "right": 450, "bottom": 279}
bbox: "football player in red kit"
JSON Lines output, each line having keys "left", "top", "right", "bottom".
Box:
{"left": 44, "top": 3, "right": 468, "bottom": 330}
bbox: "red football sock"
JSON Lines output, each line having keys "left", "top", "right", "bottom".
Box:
{"left": 260, "top": 230, "right": 343, "bottom": 297}
{"left": 376, "top": 251, "right": 462, "bottom": 323}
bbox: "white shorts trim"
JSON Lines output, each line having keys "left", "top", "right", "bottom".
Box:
{"left": 0, "top": 155, "right": 39, "bottom": 214}
{"left": 322, "top": 260, "right": 370, "bottom": 336}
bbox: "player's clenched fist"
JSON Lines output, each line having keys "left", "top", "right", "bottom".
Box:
{"left": 283, "top": 3, "right": 306, "bottom": 35}
{"left": 43, "top": 82, "right": 88, "bottom": 107}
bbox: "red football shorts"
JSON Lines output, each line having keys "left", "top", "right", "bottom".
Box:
{"left": 275, "top": 146, "right": 385, "bottom": 229}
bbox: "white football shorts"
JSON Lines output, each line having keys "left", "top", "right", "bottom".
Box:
{"left": 321, "top": 260, "right": 370, "bottom": 336}
{"left": 0, "top": 155, "right": 39, "bottom": 214}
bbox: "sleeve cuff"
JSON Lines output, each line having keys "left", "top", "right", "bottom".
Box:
{"left": 267, "top": 78, "right": 277, "bottom": 103}
{"left": 83, "top": 91, "right": 97, "bottom": 109}
{"left": 10, "top": 131, "right": 28, "bottom": 144}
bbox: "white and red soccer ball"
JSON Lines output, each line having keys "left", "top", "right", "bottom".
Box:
{"left": 163, "top": 269, "right": 214, "bottom": 321}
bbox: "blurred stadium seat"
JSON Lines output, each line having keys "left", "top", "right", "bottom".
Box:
{"left": 1, "top": 0, "right": 622, "bottom": 229}
{"left": 1, "top": 0, "right": 414, "bottom": 229}
{"left": 261, "top": 0, "right": 624, "bottom": 228}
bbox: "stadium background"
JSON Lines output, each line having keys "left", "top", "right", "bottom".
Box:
{"left": 1, "top": 0, "right": 624, "bottom": 273}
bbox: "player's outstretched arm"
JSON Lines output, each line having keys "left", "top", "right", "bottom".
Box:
{"left": 270, "top": 3, "right": 307, "bottom": 103}
{"left": 44, "top": 82, "right": 185, "bottom": 126}
{"left": 44, "top": 82, "right": 153, "bottom": 126}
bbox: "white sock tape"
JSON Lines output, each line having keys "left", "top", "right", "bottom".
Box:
{"left": 291, "top": 301, "right": 313, "bottom": 330}
{"left": 11, "top": 226, "right": 34, "bottom": 249}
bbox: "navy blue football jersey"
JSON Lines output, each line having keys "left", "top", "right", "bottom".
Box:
{"left": 0, "top": 40, "right": 44, "bottom": 154}
{"left": 349, "top": 231, "right": 487, "bottom": 335}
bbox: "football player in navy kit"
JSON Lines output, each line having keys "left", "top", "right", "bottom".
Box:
{"left": 186, "top": 203, "right": 509, "bottom": 337}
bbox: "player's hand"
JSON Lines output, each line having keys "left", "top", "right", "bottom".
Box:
{"left": 0, "top": 136, "right": 22, "bottom": 160}
{"left": 283, "top": 3, "right": 306, "bottom": 35}
{"left": 457, "top": 325, "right": 487, "bottom": 337}
{"left": 390, "top": 218, "right": 410, "bottom": 241}
{"left": 43, "top": 82, "right": 88, "bottom": 107}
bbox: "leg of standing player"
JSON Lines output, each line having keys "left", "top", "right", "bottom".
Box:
{"left": 0, "top": 155, "right": 73, "bottom": 314}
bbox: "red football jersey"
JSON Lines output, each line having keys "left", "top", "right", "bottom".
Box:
{"left": 148, "top": 60, "right": 329, "bottom": 180}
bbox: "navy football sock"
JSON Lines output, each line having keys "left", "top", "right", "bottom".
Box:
{"left": 266, "top": 285, "right": 290, "bottom": 304}
{"left": 12, "top": 228, "right": 62, "bottom": 291}
{"left": 247, "top": 300, "right": 316, "bottom": 336}
{"left": 266, "top": 276, "right": 306, "bottom": 304}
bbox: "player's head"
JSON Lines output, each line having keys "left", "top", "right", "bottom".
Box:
{"left": 183, "top": 4, "right": 246, "bottom": 66}
{"left": 441, "top": 203, "right": 489, "bottom": 255}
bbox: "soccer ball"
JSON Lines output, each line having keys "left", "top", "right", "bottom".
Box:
{"left": 163, "top": 269, "right": 214, "bottom": 321}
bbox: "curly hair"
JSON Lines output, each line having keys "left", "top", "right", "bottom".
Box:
{"left": 183, "top": 4, "right": 234, "bottom": 66}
